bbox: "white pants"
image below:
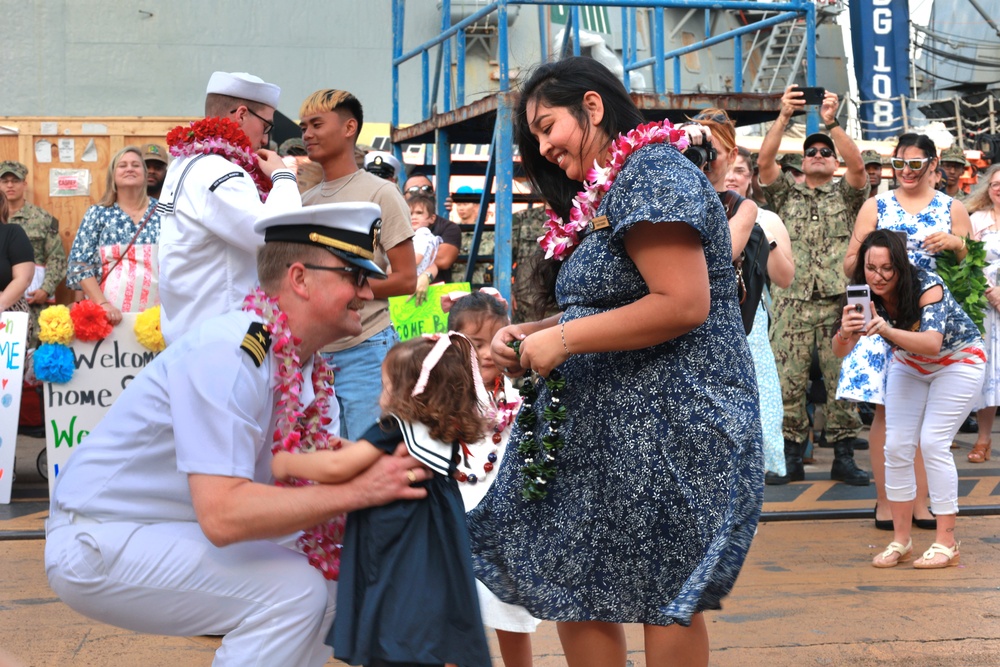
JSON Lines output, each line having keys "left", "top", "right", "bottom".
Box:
{"left": 45, "top": 514, "right": 336, "bottom": 667}
{"left": 884, "top": 361, "right": 985, "bottom": 515}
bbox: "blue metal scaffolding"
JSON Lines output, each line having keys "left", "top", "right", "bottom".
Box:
{"left": 391, "top": 0, "right": 818, "bottom": 302}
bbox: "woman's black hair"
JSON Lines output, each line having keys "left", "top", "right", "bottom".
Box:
{"left": 447, "top": 291, "right": 510, "bottom": 332}
{"left": 514, "top": 56, "right": 645, "bottom": 313}
{"left": 850, "top": 229, "right": 922, "bottom": 330}
{"left": 893, "top": 133, "right": 938, "bottom": 161}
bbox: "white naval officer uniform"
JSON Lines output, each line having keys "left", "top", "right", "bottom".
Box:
{"left": 45, "top": 310, "right": 340, "bottom": 667}
{"left": 157, "top": 154, "right": 300, "bottom": 344}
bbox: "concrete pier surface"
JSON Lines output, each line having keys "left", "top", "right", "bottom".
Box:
{"left": 3, "top": 430, "right": 999, "bottom": 666}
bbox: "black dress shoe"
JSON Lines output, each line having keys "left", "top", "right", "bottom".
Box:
{"left": 765, "top": 471, "right": 791, "bottom": 485}
{"left": 873, "top": 504, "right": 893, "bottom": 531}
{"left": 959, "top": 414, "right": 979, "bottom": 433}
{"left": 913, "top": 514, "right": 937, "bottom": 530}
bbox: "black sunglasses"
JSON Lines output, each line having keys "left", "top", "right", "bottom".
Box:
{"left": 290, "top": 263, "right": 371, "bottom": 287}
{"left": 232, "top": 107, "right": 274, "bottom": 136}
{"left": 406, "top": 185, "right": 434, "bottom": 195}
{"left": 805, "top": 147, "right": 835, "bottom": 159}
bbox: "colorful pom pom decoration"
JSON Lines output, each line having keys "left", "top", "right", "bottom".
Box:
{"left": 38, "top": 305, "right": 74, "bottom": 345}
{"left": 133, "top": 306, "right": 166, "bottom": 353}
{"left": 33, "top": 343, "right": 76, "bottom": 384}
{"left": 70, "top": 300, "right": 113, "bottom": 342}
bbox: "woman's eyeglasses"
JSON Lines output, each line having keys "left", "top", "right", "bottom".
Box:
{"left": 864, "top": 264, "right": 896, "bottom": 280}
{"left": 890, "top": 157, "right": 930, "bottom": 171}
{"left": 988, "top": 182, "right": 1000, "bottom": 191}
{"left": 805, "top": 147, "right": 834, "bottom": 159}
{"left": 289, "top": 263, "right": 371, "bottom": 287}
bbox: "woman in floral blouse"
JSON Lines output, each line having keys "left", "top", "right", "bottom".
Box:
{"left": 836, "top": 230, "right": 984, "bottom": 569}
{"left": 67, "top": 146, "right": 162, "bottom": 322}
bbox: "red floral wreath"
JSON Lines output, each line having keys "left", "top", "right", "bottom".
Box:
{"left": 166, "top": 117, "right": 272, "bottom": 201}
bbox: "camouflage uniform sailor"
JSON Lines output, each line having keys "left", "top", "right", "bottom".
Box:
{"left": 757, "top": 84, "right": 871, "bottom": 486}
{"left": 510, "top": 204, "right": 552, "bottom": 323}
{"left": 939, "top": 144, "right": 970, "bottom": 202}
{"left": 0, "top": 161, "right": 67, "bottom": 348}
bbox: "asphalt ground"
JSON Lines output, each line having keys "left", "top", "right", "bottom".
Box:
{"left": 2, "top": 425, "right": 998, "bottom": 666}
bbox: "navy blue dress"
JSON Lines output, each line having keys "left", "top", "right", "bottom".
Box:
{"left": 330, "top": 417, "right": 491, "bottom": 667}
{"left": 467, "top": 143, "right": 764, "bottom": 626}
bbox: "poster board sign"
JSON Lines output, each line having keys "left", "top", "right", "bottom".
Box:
{"left": 0, "top": 312, "right": 29, "bottom": 504}
{"left": 44, "top": 313, "right": 159, "bottom": 494}
{"left": 388, "top": 282, "right": 470, "bottom": 341}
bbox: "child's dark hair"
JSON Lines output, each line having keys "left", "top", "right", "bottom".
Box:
{"left": 383, "top": 336, "right": 489, "bottom": 444}
{"left": 447, "top": 291, "right": 510, "bottom": 333}
{"left": 406, "top": 191, "right": 436, "bottom": 213}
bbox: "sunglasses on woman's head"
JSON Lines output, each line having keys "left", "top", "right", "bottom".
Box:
{"left": 890, "top": 157, "right": 930, "bottom": 171}
{"left": 805, "top": 147, "right": 834, "bottom": 158}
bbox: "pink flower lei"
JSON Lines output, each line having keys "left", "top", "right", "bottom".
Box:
{"left": 538, "top": 119, "right": 689, "bottom": 261}
{"left": 242, "top": 287, "right": 345, "bottom": 580}
{"left": 167, "top": 117, "right": 273, "bottom": 202}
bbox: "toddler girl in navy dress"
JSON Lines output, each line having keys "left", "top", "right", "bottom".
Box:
{"left": 272, "top": 333, "right": 492, "bottom": 667}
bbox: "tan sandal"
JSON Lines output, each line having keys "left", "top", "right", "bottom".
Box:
{"left": 872, "top": 539, "right": 912, "bottom": 568}
{"left": 913, "top": 542, "right": 960, "bottom": 569}
{"left": 968, "top": 442, "right": 991, "bottom": 463}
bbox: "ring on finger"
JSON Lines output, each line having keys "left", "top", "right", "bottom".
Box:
{"left": 406, "top": 469, "right": 417, "bottom": 484}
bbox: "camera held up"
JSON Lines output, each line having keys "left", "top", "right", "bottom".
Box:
{"left": 683, "top": 142, "right": 718, "bottom": 172}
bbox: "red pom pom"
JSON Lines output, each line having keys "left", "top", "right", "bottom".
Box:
{"left": 70, "top": 300, "right": 113, "bottom": 341}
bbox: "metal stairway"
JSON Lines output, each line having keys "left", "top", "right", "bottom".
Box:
{"left": 749, "top": 16, "right": 808, "bottom": 94}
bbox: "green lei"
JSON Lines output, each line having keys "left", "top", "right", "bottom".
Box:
{"left": 936, "top": 238, "right": 987, "bottom": 334}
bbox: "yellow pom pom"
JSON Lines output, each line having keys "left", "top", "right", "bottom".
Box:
{"left": 134, "top": 305, "right": 166, "bottom": 353}
{"left": 38, "top": 305, "right": 74, "bottom": 345}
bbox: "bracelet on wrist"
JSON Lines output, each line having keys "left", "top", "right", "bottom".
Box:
{"left": 836, "top": 329, "right": 852, "bottom": 342}
{"left": 825, "top": 119, "right": 840, "bottom": 131}
{"left": 560, "top": 322, "right": 571, "bottom": 355}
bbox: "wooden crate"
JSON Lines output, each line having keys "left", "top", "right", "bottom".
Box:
{"left": 0, "top": 117, "right": 197, "bottom": 302}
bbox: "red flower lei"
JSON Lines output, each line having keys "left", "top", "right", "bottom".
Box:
{"left": 539, "top": 119, "right": 689, "bottom": 261}
{"left": 166, "top": 117, "right": 273, "bottom": 201}
{"left": 242, "top": 287, "right": 345, "bottom": 580}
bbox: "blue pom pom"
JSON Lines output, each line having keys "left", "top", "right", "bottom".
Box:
{"left": 34, "top": 343, "right": 76, "bottom": 384}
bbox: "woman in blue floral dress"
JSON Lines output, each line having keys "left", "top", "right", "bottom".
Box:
{"left": 837, "top": 230, "right": 983, "bottom": 569}
{"left": 841, "top": 134, "right": 972, "bottom": 529}
{"left": 468, "top": 57, "right": 762, "bottom": 666}
{"left": 67, "top": 146, "right": 162, "bottom": 321}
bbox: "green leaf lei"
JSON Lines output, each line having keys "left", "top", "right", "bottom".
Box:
{"left": 936, "top": 238, "right": 987, "bottom": 334}
{"left": 509, "top": 340, "right": 566, "bottom": 500}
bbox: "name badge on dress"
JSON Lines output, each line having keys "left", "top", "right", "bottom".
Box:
{"left": 589, "top": 215, "right": 610, "bottom": 231}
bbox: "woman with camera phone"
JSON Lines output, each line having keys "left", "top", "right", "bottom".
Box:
{"left": 836, "top": 230, "right": 984, "bottom": 568}
{"left": 840, "top": 134, "right": 972, "bottom": 531}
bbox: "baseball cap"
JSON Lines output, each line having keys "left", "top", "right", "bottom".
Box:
{"left": 0, "top": 161, "right": 27, "bottom": 179}
{"left": 803, "top": 133, "right": 836, "bottom": 155}
{"left": 860, "top": 150, "right": 883, "bottom": 167}
{"left": 939, "top": 145, "right": 969, "bottom": 167}
{"left": 141, "top": 143, "right": 168, "bottom": 164}
{"left": 779, "top": 153, "right": 803, "bottom": 173}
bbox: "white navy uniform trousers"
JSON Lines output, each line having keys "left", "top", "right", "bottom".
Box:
{"left": 157, "top": 153, "right": 300, "bottom": 344}
{"left": 45, "top": 311, "right": 340, "bottom": 667}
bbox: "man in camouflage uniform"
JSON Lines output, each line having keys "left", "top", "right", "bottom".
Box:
{"left": 779, "top": 153, "right": 805, "bottom": 185}
{"left": 0, "top": 161, "right": 67, "bottom": 348}
{"left": 861, "top": 150, "right": 883, "bottom": 199}
{"left": 939, "top": 145, "right": 970, "bottom": 202}
{"left": 510, "top": 204, "right": 551, "bottom": 323}
{"left": 758, "top": 86, "right": 870, "bottom": 486}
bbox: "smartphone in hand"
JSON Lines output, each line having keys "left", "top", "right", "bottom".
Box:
{"left": 795, "top": 86, "right": 826, "bottom": 105}
{"left": 846, "top": 284, "right": 872, "bottom": 327}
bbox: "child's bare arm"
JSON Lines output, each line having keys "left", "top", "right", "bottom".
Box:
{"left": 272, "top": 440, "right": 383, "bottom": 484}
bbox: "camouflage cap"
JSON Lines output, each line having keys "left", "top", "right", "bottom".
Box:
{"left": 779, "top": 153, "right": 803, "bottom": 172}
{"left": 939, "top": 144, "right": 969, "bottom": 166}
{"left": 0, "top": 161, "right": 27, "bottom": 179}
{"left": 278, "top": 137, "right": 307, "bottom": 156}
{"left": 860, "top": 150, "right": 883, "bottom": 166}
{"left": 140, "top": 143, "right": 168, "bottom": 164}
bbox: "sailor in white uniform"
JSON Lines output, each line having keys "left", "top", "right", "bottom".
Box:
{"left": 45, "top": 203, "right": 432, "bottom": 667}
{"left": 157, "top": 71, "right": 301, "bottom": 344}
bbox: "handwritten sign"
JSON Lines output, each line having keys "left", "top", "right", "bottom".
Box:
{"left": 388, "top": 283, "right": 470, "bottom": 341}
{"left": 45, "top": 313, "right": 159, "bottom": 494}
{"left": 0, "top": 312, "right": 28, "bottom": 504}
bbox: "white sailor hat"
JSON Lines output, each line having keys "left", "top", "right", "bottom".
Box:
{"left": 254, "top": 202, "right": 387, "bottom": 278}
{"left": 364, "top": 151, "right": 404, "bottom": 179}
{"left": 206, "top": 72, "right": 281, "bottom": 109}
